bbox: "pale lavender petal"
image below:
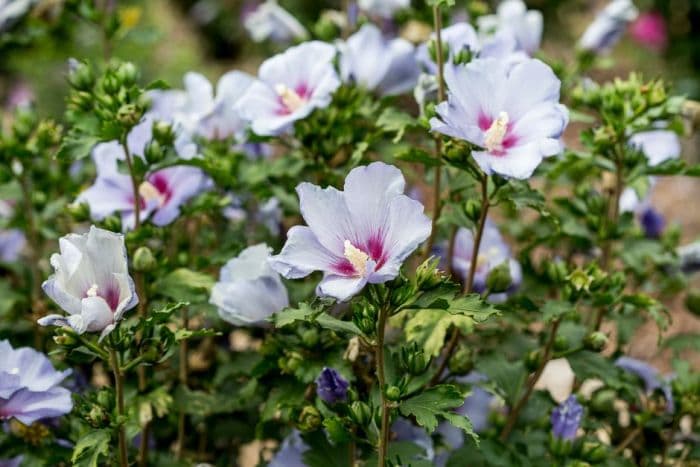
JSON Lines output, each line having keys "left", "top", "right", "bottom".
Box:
{"left": 269, "top": 226, "right": 342, "bottom": 279}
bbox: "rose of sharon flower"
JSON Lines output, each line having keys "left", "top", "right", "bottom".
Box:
{"left": 269, "top": 430, "right": 309, "bottom": 467}
{"left": 210, "top": 244, "right": 289, "bottom": 326}
{"left": 0, "top": 340, "right": 73, "bottom": 425}
{"left": 630, "top": 11, "right": 667, "bottom": 51}
{"left": 315, "top": 367, "right": 349, "bottom": 404}
{"left": 578, "top": 0, "right": 638, "bottom": 54}
{"left": 149, "top": 71, "right": 255, "bottom": 141}
{"left": 244, "top": 0, "right": 308, "bottom": 43}
{"left": 551, "top": 395, "right": 583, "bottom": 440}
{"left": 357, "top": 0, "right": 409, "bottom": 19}
{"left": 270, "top": 162, "right": 431, "bottom": 301}
{"left": 77, "top": 118, "right": 210, "bottom": 230}
{"left": 235, "top": 41, "right": 341, "bottom": 136}
{"left": 616, "top": 356, "right": 674, "bottom": 413}
{"left": 452, "top": 220, "right": 522, "bottom": 302}
{"left": 477, "top": 0, "right": 543, "bottom": 55}
{"left": 339, "top": 23, "right": 418, "bottom": 96}
{"left": 0, "top": 456, "right": 23, "bottom": 467}
{"left": 430, "top": 58, "right": 568, "bottom": 179}
{"left": 39, "top": 226, "right": 138, "bottom": 340}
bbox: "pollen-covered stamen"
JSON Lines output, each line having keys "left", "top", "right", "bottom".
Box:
{"left": 484, "top": 111, "right": 510, "bottom": 153}
{"left": 86, "top": 283, "right": 99, "bottom": 297}
{"left": 275, "top": 84, "right": 306, "bottom": 112}
{"left": 343, "top": 240, "right": 370, "bottom": 277}
{"left": 138, "top": 181, "right": 166, "bottom": 207}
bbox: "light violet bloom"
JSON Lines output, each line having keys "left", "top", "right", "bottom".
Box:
{"left": 244, "top": 0, "right": 308, "bottom": 43}
{"left": 431, "top": 58, "right": 568, "bottom": 179}
{"left": 579, "top": 0, "right": 639, "bottom": 53}
{"left": 38, "top": 226, "right": 138, "bottom": 340}
{"left": 0, "top": 229, "right": 25, "bottom": 262}
{"left": 210, "top": 244, "right": 289, "bottom": 326}
{"left": 269, "top": 430, "right": 309, "bottom": 467}
{"left": 358, "top": 0, "right": 409, "bottom": 18}
{"left": 270, "top": 162, "right": 431, "bottom": 301}
{"left": 0, "top": 0, "right": 35, "bottom": 32}
{"left": 149, "top": 71, "right": 255, "bottom": 141}
{"left": 615, "top": 356, "right": 674, "bottom": 413}
{"left": 339, "top": 23, "right": 418, "bottom": 96}
{"left": 77, "top": 119, "right": 210, "bottom": 230}
{"left": 235, "top": 41, "right": 341, "bottom": 136}
{"left": 452, "top": 220, "right": 522, "bottom": 302}
{"left": 477, "top": 0, "right": 543, "bottom": 55}
{"left": 551, "top": 395, "right": 583, "bottom": 440}
{"left": 0, "top": 456, "right": 23, "bottom": 467}
{"left": 0, "top": 341, "right": 72, "bottom": 425}
{"left": 392, "top": 418, "right": 435, "bottom": 462}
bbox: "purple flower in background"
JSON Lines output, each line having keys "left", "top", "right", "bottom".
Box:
{"left": 0, "top": 340, "right": 72, "bottom": 425}
{"left": 235, "top": 41, "right": 341, "bottom": 136}
{"left": 210, "top": 244, "right": 289, "bottom": 326}
{"left": 615, "top": 356, "right": 674, "bottom": 413}
{"left": 630, "top": 11, "right": 667, "bottom": 51}
{"left": 269, "top": 430, "right": 309, "bottom": 467}
{"left": 551, "top": 395, "right": 583, "bottom": 440}
{"left": 77, "top": 119, "right": 210, "bottom": 230}
{"left": 149, "top": 71, "right": 255, "bottom": 141}
{"left": 315, "top": 367, "right": 349, "bottom": 404}
{"left": 579, "top": 0, "right": 638, "bottom": 54}
{"left": 243, "top": 0, "right": 308, "bottom": 43}
{"left": 339, "top": 23, "right": 419, "bottom": 96}
{"left": 357, "top": 0, "right": 409, "bottom": 18}
{"left": 640, "top": 207, "right": 665, "bottom": 238}
{"left": 451, "top": 220, "right": 522, "bottom": 301}
{"left": 392, "top": 418, "right": 435, "bottom": 461}
{"left": 269, "top": 162, "right": 431, "bottom": 301}
{"left": 629, "top": 129, "right": 680, "bottom": 167}
{"left": 430, "top": 58, "right": 568, "bottom": 179}
{"left": 38, "top": 226, "right": 138, "bottom": 340}
{"left": 477, "top": 0, "right": 543, "bottom": 55}
{"left": 0, "top": 229, "right": 25, "bottom": 262}
{"left": 0, "top": 456, "right": 23, "bottom": 467}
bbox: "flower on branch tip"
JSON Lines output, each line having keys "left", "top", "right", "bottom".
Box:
{"left": 210, "top": 244, "right": 289, "bottom": 327}
{"left": 235, "top": 41, "right": 341, "bottom": 136}
{"left": 315, "top": 367, "right": 349, "bottom": 404}
{"left": 339, "top": 23, "right": 419, "bottom": 97}
{"left": 38, "top": 226, "right": 138, "bottom": 341}
{"left": 243, "top": 0, "right": 308, "bottom": 44}
{"left": 551, "top": 395, "right": 583, "bottom": 440}
{"left": 0, "top": 340, "right": 73, "bottom": 425}
{"left": 269, "top": 162, "right": 431, "bottom": 301}
{"left": 477, "top": 0, "right": 543, "bottom": 55}
{"left": 430, "top": 57, "right": 568, "bottom": 179}
{"left": 578, "top": 0, "right": 638, "bottom": 54}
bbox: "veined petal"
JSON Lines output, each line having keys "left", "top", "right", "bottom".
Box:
{"left": 317, "top": 274, "right": 369, "bottom": 302}
{"left": 269, "top": 226, "right": 342, "bottom": 278}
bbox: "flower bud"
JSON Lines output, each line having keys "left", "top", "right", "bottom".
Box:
{"left": 313, "top": 17, "right": 340, "bottom": 41}
{"left": 52, "top": 329, "right": 78, "bottom": 347}
{"left": 448, "top": 345, "right": 474, "bottom": 375}
{"left": 545, "top": 259, "right": 568, "bottom": 284}
{"left": 152, "top": 121, "right": 174, "bottom": 146}
{"left": 453, "top": 48, "right": 473, "bottom": 65}
{"left": 583, "top": 332, "right": 608, "bottom": 352}
{"left": 102, "top": 74, "right": 121, "bottom": 94}
{"left": 464, "top": 199, "right": 482, "bottom": 223}
{"left": 589, "top": 388, "right": 616, "bottom": 413}
{"left": 581, "top": 441, "right": 608, "bottom": 462}
{"left": 567, "top": 269, "right": 593, "bottom": 292}
{"left": 301, "top": 328, "right": 319, "bottom": 347}
{"left": 415, "top": 256, "right": 444, "bottom": 290}
{"left": 144, "top": 140, "right": 164, "bottom": 164}
{"left": 68, "top": 62, "right": 95, "bottom": 91}
{"left": 67, "top": 202, "right": 91, "bottom": 222}
{"left": 352, "top": 301, "right": 377, "bottom": 335}
{"left": 400, "top": 343, "right": 430, "bottom": 376}
{"left": 96, "top": 389, "right": 113, "bottom": 408}
{"left": 297, "top": 405, "right": 322, "bottom": 432}
{"left": 279, "top": 351, "right": 303, "bottom": 374}
{"left": 685, "top": 290, "right": 700, "bottom": 317}
{"left": 486, "top": 262, "right": 512, "bottom": 293}
{"left": 117, "top": 104, "right": 142, "bottom": 127}
{"left": 87, "top": 405, "right": 108, "bottom": 427}
{"left": 553, "top": 335, "right": 569, "bottom": 352}
{"left": 69, "top": 91, "right": 94, "bottom": 111}
{"left": 525, "top": 349, "right": 542, "bottom": 372}
{"left": 348, "top": 401, "right": 372, "bottom": 427}
{"left": 116, "top": 62, "right": 139, "bottom": 87}
{"left": 385, "top": 385, "right": 402, "bottom": 401}
{"left": 133, "top": 246, "right": 156, "bottom": 272}
{"left": 316, "top": 367, "right": 349, "bottom": 404}
{"left": 102, "top": 215, "right": 122, "bottom": 233}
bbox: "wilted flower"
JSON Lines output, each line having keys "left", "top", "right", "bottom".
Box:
{"left": 235, "top": 41, "right": 341, "bottom": 136}
{"left": 270, "top": 162, "right": 431, "bottom": 301}
{"left": 0, "top": 340, "right": 72, "bottom": 425}
{"left": 578, "top": 0, "right": 639, "bottom": 54}
{"left": 77, "top": 119, "right": 210, "bottom": 230}
{"left": 615, "top": 356, "right": 674, "bottom": 413}
{"left": 477, "top": 0, "right": 543, "bottom": 55}
{"left": 430, "top": 58, "right": 568, "bottom": 179}
{"left": 149, "top": 71, "right": 255, "bottom": 141}
{"left": 358, "top": 0, "right": 409, "bottom": 18}
{"left": 339, "top": 23, "right": 418, "bottom": 96}
{"left": 551, "top": 395, "right": 583, "bottom": 440}
{"left": 39, "top": 226, "right": 138, "bottom": 340}
{"left": 630, "top": 11, "right": 667, "bottom": 51}
{"left": 269, "top": 430, "right": 309, "bottom": 467}
{"left": 210, "top": 244, "right": 289, "bottom": 326}
{"left": 315, "top": 367, "right": 349, "bottom": 404}
{"left": 451, "top": 220, "right": 522, "bottom": 301}
{"left": 243, "top": 0, "right": 308, "bottom": 43}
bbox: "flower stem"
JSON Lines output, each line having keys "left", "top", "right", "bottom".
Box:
{"left": 376, "top": 304, "right": 390, "bottom": 467}
{"left": 135, "top": 273, "right": 150, "bottom": 467}
{"left": 423, "top": 4, "right": 447, "bottom": 259}
{"left": 614, "top": 426, "right": 642, "bottom": 455}
{"left": 109, "top": 346, "right": 128, "bottom": 467}
{"left": 499, "top": 319, "right": 561, "bottom": 442}
{"left": 120, "top": 134, "right": 141, "bottom": 230}
{"left": 176, "top": 306, "right": 189, "bottom": 459}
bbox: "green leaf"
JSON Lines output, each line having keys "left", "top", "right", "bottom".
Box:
{"left": 377, "top": 108, "right": 416, "bottom": 143}
{"left": 315, "top": 313, "right": 362, "bottom": 335}
{"left": 155, "top": 268, "right": 215, "bottom": 302}
{"left": 477, "top": 354, "right": 527, "bottom": 405}
{"left": 71, "top": 429, "right": 111, "bottom": 467}
{"left": 396, "top": 147, "right": 440, "bottom": 167}
{"left": 567, "top": 351, "right": 626, "bottom": 389}
{"left": 541, "top": 300, "right": 574, "bottom": 323}
{"left": 443, "top": 411, "right": 477, "bottom": 439}
{"left": 273, "top": 302, "right": 317, "bottom": 327}
{"left": 447, "top": 294, "right": 500, "bottom": 322}
{"left": 174, "top": 328, "right": 221, "bottom": 341}
{"left": 55, "top": 133, "right": 101, "bottom": 161}
{"left": 405, "top": 309, "right": 473, "bottom": 357}
{"left": 399, "top": 385, "right": 466, "bottom": 432}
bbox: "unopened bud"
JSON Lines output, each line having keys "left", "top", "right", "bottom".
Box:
{"left": 486, "top": 262, "right": 512, "bottom": 293}
{"left": 584, "top": 332, "right": 608, "bottom": 352}
{"left": 133, "top": 246, "right": 156, "bottom": 272}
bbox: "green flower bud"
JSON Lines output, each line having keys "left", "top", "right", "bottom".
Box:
{"left": 589, "top": 388, "right": 616, "bottom": 414}
{"left": 391, "top": 282, "right": 416, "bottom": 308}
{"left": 525, "top": 349, "right": 542, "bottom": 372}
{"left": 453, "top": 48, "right": 473, "bottom": 65}
{"left": 467, "top": 1, "right": 489, "bottom": 17}
{"left": 464, "top": 199, "right": 482, "bottom": 223}
{"left": 553, "top": 335, "right": 569, "bottom": 352}
{"left": 152, "top": 121, "right": 175, "bottom": 146}
{"left": 69, "top": 91, "right": 94, "bottom": 111}
{"left": 545, "top": 259, "right": 568, "bottom": 283}
{"left": 313, "top": 17, "right": 339, "bottom": 41}
{"left": 567, "top": 269, "right": 593, "bottom": 292}
{"left": 116, "top": 62, "right": 139, "bottom": 87}
{"left": 102, "top": 74, "right": 121, "bottom": 94}
{"left": 35, "top": 120, "right": 62, "bottom": 147}
{"left": 297, "top": 405, "right": 322, "bottom": 432}
{"left": 301, "top": 328, "right": 319, "bottom": 347}
{"left": 448, "top": 345, "right": 474, "bottom": 375}
{"left": 486, "top": 262, "right": 512, "bottom": 293}
{"left": 581, "top": 441, "right": 607, "bottom": 462}
{"left": 117, "top": 104, "right": 142, "bottom": 127}
{"left": 144, "top": 140, "right": 164, "bottom": 164}
{"left": 279, "top": 351, "right": 303, "bottom": 374}
{"left": 549, "top": 433, "right": 573, "bottom": 458}
{"left": 385, "top": 385, "right": 402, "bottom": 401}
{"left": 68, "top": 62, "right": 95, "bottom": 91}
{"left": 583, "top": 332, "right": 608, "bottom": 352}
{"left": 67, "top": 202, "right": 91, "bottom": 222}
{"left": 133, "top": 246, "right": 156, "bottom": 272}
{"left": 352, "top": 301, "right": 378, "bottom": 335}
{"left": 415, "top": 256, "right": 444, "bottom": 290}
{"left": 685, "top": 290, "right": 700, "bottom": 317}
{"left": 96, "top": 389, "right": 112, "bottom": 408}
{"left": 348, "top": 401, "right": 372, "bottom": 427}
{"left": 400, "top": 343, "right": 430, "bottom": 376}
{"left": 87, "top": 405, "right": 107, "bottom": 427}
{"left": 102, "top": 215, "right": 122, "bottom": 233}
{"left": 53, "top": 327, "right": 78, "bottom": 347}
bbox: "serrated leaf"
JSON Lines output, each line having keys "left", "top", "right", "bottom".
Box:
{"left": 443, "top": 411, "right": 478, "bottom": 441}
{"left": 315, "top": 313, "right": 362, "bottom": 335}
{"left": 71, "top": 429, "right": 111, "bottom": 467}
{"left": 541, "top": 300, "right": 574, "bottom": 323}
{"left": 396, "top": 147, "right": 440, "bottom": 167}
{"left": 377, "top": 108, "right": 416, "bottom": 143}
{"left": 272, "top": 302, "right": 319, "bottom": 327}
{"left": 155, "top": 268, "right": 214, "bottom": 302}
{"left": 447, "top": 294, "right": 500, "bottom": 322}
{"left": 399, "top": 385, "right": 466, "bottom": 432}
{"left": 405, "top": 309, "right": 473, "bottom": 357}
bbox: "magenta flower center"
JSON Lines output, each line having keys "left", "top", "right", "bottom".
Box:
{"left": 478, "top": 111, "right": 517, "bottom": 155}
{"left": 275, "top": 83, "right": 311, "bottom": 115}
{"left": 333, "top": 235, "right": 388, "bottom": 277}
{"left": 84, "top": 282, "right": 121, "bottom": 311}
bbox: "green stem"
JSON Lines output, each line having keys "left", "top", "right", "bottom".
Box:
{"left": 176, "top": 306, "right": 189, "bottom": 459}
{"left": 376, "top": 304, "right": 390, "bottom": 467}
{"left": 109, "top": 346, "right": 128, "bottom": 467}
{"left": 121, "top": 134, "right": 141, "bottom": 230}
